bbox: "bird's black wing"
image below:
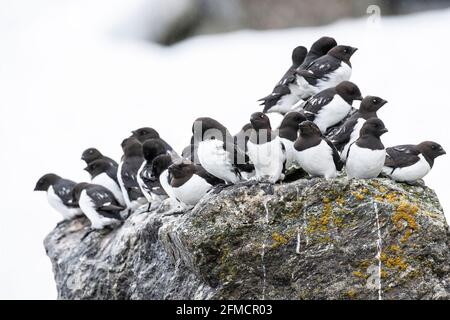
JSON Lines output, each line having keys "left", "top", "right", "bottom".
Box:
{"left": 104, "top": 156, "right": 119, "bottom": 168}
{"left": 303, "top": 88, "right": 336, "bottom": 116}
{"left": 385, "top": 145, "right": 420, "bottom": 168}
{"left": 195, "top": 165, "right": 225, "bottom": 186}
{"left": 325, "top": 137, "right": 344, "bottom": 171}
{"left": 230, "top": 142, "right": 255, "bottom": 174}
{"left": 87, "top": 187, "right": 124, "bottom": 219}
{"left": 258, "top": 85, "right": 291, "bottom": 112}
{"left": 277, "top": 67, "right": 297, "bottom": 86}
{"left": 54, "top": 179, "right": 77, "bottom": 206}
{"left": 296, "top": 56, "right": 341, "bottom": 84}
{"left": 122, "top": 157, "right": 144, "bottom": 200}
{"left": 327, "top": 116, "right": 359, "bottom": 150}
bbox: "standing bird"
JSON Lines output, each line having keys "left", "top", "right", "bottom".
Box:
{"left": 169, "top": 161, "right": 224, "bottom": 208}
{"left": 258, "top": 46, "right": 307, "bottom": 114}
{"left": 117, "top": 138, "right": 146, "bottom": 211}
{"left": 34, "top": 173, "right": 83, "bottom": 220}
{"left": 382, "top": 141, "right": 446, "bottom": 183}
{"left": 328, "top": 96, "right": 388, "bottom": 160}
{"left": 71, "top": 182, "right": 124, "bottom": 231}
{"left": 84, "top": 158, "right": 125, "bottom": 206}
{"left": 293, "top": 121, "right": 343, "bottom": 179}
{"left": 345, "top": 118, "right": 388, "bottom": 179}
{"left": 81, "top": 148, "right": 118, "bottom": 167}
{"left": 295, "top": 45, "right": 358, "bottom": 99}
{"left": 234, "top": 123, "right": 253, "bottom": 154}
{"left": 195, "top": 117, "right": 254, "bottom": 183}
{"left": 302, "top": 81, "right": 363, "bottom": 133}
{"left": 248, "top": 112, "right": 286, "bottom": 183}
{"left": 150, "top": 154, "right": 178, "bottom": 203}
{"left": 300, "top": 36, "right": 337, "bottom": 69}
{"left": 130, "top": 127, "right": 175, "bottom": 154}
{"left": 277, "top": 111, "right": 307, "bottom": 170}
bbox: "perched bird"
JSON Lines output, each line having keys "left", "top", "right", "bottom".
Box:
{"left": 328, "top": 96, "right": 388, "bottom": 160}
{"left": 81, "top": 148, "right": 118, "bottom": 167}
{"left": 137, "top": 138, "right": 175, "bottom": 205}
{"left": 382, "top": 141, "right": 446, "bottom": 183}
{"left": 277, "top": 111, "right": 307, "bottom": 169}
{"left": 117, "top": 137, "right": 146, "bottom": 211}
{"left": 194, "top": 117, "right": 254, "bottom": 183}
{"left": 258, "top": 46, "right": 308, "bottom": 114}
{"left": 130, "top": 127, "right": 174, "bottom": 153}
{"left": 345, "top": 118, "right": 388, "bottom": 179}
{"left": 150, "top": 154, "right": 178, "bottom": 203}
{"left": 169, "top": 161, "right": 224, "bottom": 208}
{"left": 293, "top": 121, "right": 343, "bottom": 179}
{"left": 84, "top": 158, "right": 125, "bottom": 206}
{"left": 248, "top": 112, "right": 286, "bottom": 183}
{"left": 71, "top": 182, "right": 124, "bottom": 230}
{"left": 34, "top": 173, "right": 83, "bottom": 220}
{"left": 234, "top": 123, "right": 253, "bottom": 154}
{"left": 295, "top": 45, "right": 358, "bottom": 99}
{"left": 302, "top": 81, "right": 363, "bottom": 133}
{"left": 300, "top": 36, "right": 337, "bottom": 69}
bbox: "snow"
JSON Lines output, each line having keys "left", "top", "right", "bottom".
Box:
{"left": 1, "top": 1, "right": 449, "bottom": 299}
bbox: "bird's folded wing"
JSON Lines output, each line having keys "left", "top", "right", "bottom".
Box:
{"left": 385, "top": 145, "right": 420, "bottom": 168}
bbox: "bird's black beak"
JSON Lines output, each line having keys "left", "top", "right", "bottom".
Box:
{"left": 356, "top": 95, "right": 363, "bottom": 101}
{"left": 380, "top": 128, "right": 388, "bottom": 135}
{"left": 33, "top": 185, "right": 39, "bottom": 191}
{"left": 381, "top": 99, "right": 388, "bottom": 106}
{"left": 439, "top": 149, "right": 446, "bottom": 156}
{"left": 83, "top": 166, "right": 89, "bottom": 171}
{"left": 351, "top": 47, "right": 358, "bottom": 54}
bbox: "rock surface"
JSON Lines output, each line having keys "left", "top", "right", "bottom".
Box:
{"left": 44, "top": 177, "right": 450, "bottom": 300}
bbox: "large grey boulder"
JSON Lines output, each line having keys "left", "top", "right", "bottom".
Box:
{"left": 44, "top": 177, "right": 450, "bottom": 299}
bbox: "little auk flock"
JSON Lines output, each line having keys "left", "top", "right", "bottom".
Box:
{"left": 34, "top": 36, "right": 445, "bottom": 236}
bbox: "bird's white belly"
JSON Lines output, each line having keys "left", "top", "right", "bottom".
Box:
{"left": 269, "top": 90, "right": 301, "bottom": 114}
{"left": 314, "top": 96, "right": 352, "bottom": 133}
{"left": 295, "top": 140, "right": 336, "bottom": 178}
{"left": 136, "top": 162, "right": 152, "bottom": 202}
{"left": 160, "top": 169, "right": 179, "bottom": 202}
{"left": 78, "top": 190, "right": 115, "bottom": 229}
{"left": 341, "top": 118, "right": 365, "bottom": 161}
{"left": 295, "top": 76, "right": 319, "bottom": 98}
{"left": 247, "top": 137, "right": 285, "bottom": 183}
{"left": 316, "top": 63, "right": 352, "bottom": 91}
{"left": 198, "top": 139, "right": 239, "bottom": 183}
{"left": 280, "top": 138, "right": 299, "bottom": 169}
{"left": 173, "top": 175, "right": 212, "bottom": 206}
{"left": 383, "top": 155, "right": 431, "bottom": 182}
{"left": 47, "top": 186, "right": 81, "bottom": 220}
{"left": 92, "top": 172, "right": 125, "bottom": 206}
{"left": 346, "top": 145, "right": 386, "bottom": 179}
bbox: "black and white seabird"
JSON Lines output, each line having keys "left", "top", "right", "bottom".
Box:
{"left": 130, "top": 127, "right": 174, "bottom": 153}
{"left": 345, "top": 118, "right": 388, "bottom": 179}
{"left": 150, "top": 154, "right": 179, "bottom": 203}
{"left": 327, "top": 95, "right": 388, "bottom": 160}
{"left": 234, "top": 123, "right": 253, "bottom": 154}
{"left": 84, "top": 158, "right": 125, "bottom": 206}
{"left": 168, "top": 161, "right": 224, "bottom": 208}
{"left": 382, "top": 141, "right": 446, "bottom": 182}
{"left": 277, "top": 46, "right": 308, "bottom": 86}
{"left": 302, "top": 81, "right": 363, "bottom": 133}
{"left": 293, "top": 121, "right": 343, "bottom": 179}
{"left": 81, "top": 148, "right": 118, "bottom": 167}
{"left": 247, "top": 112, "right": 286, "bottom": 183}
{"left": 277, "top": 111, "right": 307, "bottom": 169}
{"left": 34, "top": 173, "right": 83, "bottom": 220}
{"left": 194, "top": 117, "right": 254, "bottom": 183}
{"left": 71, "top": 182, "right": 124, "bottom": 230}
{"left": 295, "top": 45, "right": 358, "bottom": 99}
{"left": 300, "top": 36, "right": 337, "bottom": 69}
{"left": 117, "top": 137, "right": 146, "bottom": 211}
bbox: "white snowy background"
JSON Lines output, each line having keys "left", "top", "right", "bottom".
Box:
{"left": 0, "top": 0, "right": 449, "bottom": 299}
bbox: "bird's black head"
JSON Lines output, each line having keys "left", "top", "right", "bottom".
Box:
{"left": 360, "top": 118, "right": 388, "bottom": 137}
{"left": 192, "top": 117, "right": 228, "bottom": 142}
{"left": 359, "top": 96, "right": 388, "bottom": 116}
{"left": 142, "top": 138, "right": 166, "bottom": 162}
{"left": 151, "top": 154, "right": 173, "bottom": 179}
{"left": 280, "top": 111, "right": 307, "bottom": 130}
{"left": 70, "top": 182, "right": 90, "bottom": 205}
{"left": 335, "top": 81, "right": 363, "bottom": 104}
{"left": 34, "top": 173, "right": 61, "bottom": 191}
{"left": 168, "top": 161, "right": 195, "bottom": 180}
{"left": 250, "top": 112, "right": 271, "bottom": 131}
{"left": 328, "top": 45, "right": 358, "bottom": 62}
{"left": 84, "top": 158, "right": 111, "bottom": 177}
{"left": 310, "top": 36, "right": 337, "bottom": 56}
{"left": 291, "top": 46, "right": 308, "bottom": 66}
{"left": 123, "top": 138, "right": 143, "bottom": 157}
{"left": 298, "top": 121, "right": 321, "bottom": 137}
{"left": 81, "top": 148, "right": 103, "bottom": 164}
{"left": 131, "top": 127, "right": 160, "bottom": 143}
{"left": 417, "top": 141, "right": 446, "bottom": 160}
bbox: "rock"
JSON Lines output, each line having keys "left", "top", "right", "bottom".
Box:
{"left": 44, "top": 177, "right": 450, "bottom": 300}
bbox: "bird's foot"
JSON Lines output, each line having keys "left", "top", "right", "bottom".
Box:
{"left": 80, "top": 228, "right": 97, "bottom": 241}
{"left": 211, "top": 183, "right": 233, "bottom": 194}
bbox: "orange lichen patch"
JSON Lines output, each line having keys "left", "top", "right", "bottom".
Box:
{"left": 389, "top": 244, "right": 401, "bottom": 254}
{"left": 352, "top": 271, "right": 365, "bottom": 279}
{"left": 384, "top": 256, "right": 407, "bottom": 271}
{"left": 391, "top": 200, "right": 418, "bottom": 243}
{"left": 352, "top": 191, "right": 365, "bottom": 201}
{"left": 271, "top": 232, "right": 288, "bottom": 249}
{"left": 335, "top": 196, "right": 344, "bottom": 207}
{"left": 345, "top": 290, "right": 356, "bottom": 299}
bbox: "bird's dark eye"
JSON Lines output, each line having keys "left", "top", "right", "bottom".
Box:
{"left": 260, "top": 115, "right": 264, "bottom": 118}
{"left": 373, "top": 99, "right": 378, "bottom": 103}
{"left": 89, "top": 150, "right": 93, "bottom": 154}
{"left": 431, "top": 145, "right": 437, "bottom": 150}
